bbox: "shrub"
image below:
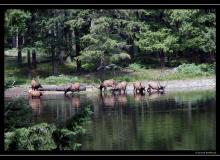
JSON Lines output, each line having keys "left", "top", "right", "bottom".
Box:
{"left": 4, "top": 97, "right": 32, "bottom": 132}
{"left": 43, "top": 74, "right": 79, "bottom": 85}
{"left": 4, "top": 77, "right": 16, "bottom": 89}
{"left": 199, "top": 63, "right": 216, "bottom": 75}
{"left": 176, "top": 63, "right": 205, "bottom": 76}
{"left": 81, "top": 63, "right": 97, "bottom": 72}
{"left": 128, "top": 63, "right": 144, "bottom": 71}
{"left": 5, "top": 123, "right": 57, "bottom": 151}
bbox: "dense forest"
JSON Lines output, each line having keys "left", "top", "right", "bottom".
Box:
{"left": 4, "top": 9, "right": 216, "bottom": 85}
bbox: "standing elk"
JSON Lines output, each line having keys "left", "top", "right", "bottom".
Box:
{"left": 133, "top": 81, "right": 145, "bottom": 94}
{"left": 99, "top": 79, "right": 116, "bottom": 92}
{"left": 31, "top": 79, "right": 43, "bottom": 90}
{"left": 64, "top": 83, "right": 80, "bottom": 95}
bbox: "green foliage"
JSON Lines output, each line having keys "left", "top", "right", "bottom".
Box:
{"left": 5, "top": 9, "right": 31, "bottom": 36}
{"left": 43, "top": 74, "right": 79, "bottom": 85}
{"left": 4, "top": 97, "right": 32, "bottom": 132}
{"left": 66, "top": 106, "right": 93, "bottom": 132}
{"left": 4, "top": 76, "right": 16, "bottom": 89}
{"left": 176, "top": 63, "right": 215, "bottom": 76}
{"left": 128, "top": 63, "right": 144, "bottom": 71}
{"left": 5, "top": 105, "right": 93, "bottom": 151}
{"left": 176, "top": 63, "right": 204, "bottom": 76}
{"left": 5, "top": 123, "right": 57, "bottom": 151}
{"left": 52, "top": 129, "right": 81, "bottom": 150}
{"left": 199, "top": 63, "right": 216, "bottom": 74}
{"left": 136, "top": 28, "right": 178, "bottom": 54}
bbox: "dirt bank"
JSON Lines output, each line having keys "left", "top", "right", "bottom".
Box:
{"left": 4, "top": 78, "right": 216, "bottom": 99}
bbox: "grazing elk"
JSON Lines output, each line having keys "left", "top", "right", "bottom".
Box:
{"left": 147, "top": 81, "right": 167, "bottom": 93}
{"left": 28, "top": 90, "right": 43, "bottom": 99}
{"left": 114, "top": 81, "right": 127, "bottom": 94}
{"left": 99, "top": 79, "right": 116, "bottom": 92}
{"left": 31, "top": 79, "right": 43, "bottom": 90}
{"left": 133, "top": 81, "right": 145, "bottom": 94}
{"left": 64, "top": 83, "right": 80, "bottom": 95}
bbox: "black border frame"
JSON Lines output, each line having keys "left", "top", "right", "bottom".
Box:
{"left": 1, "top": 4, "right": 218, "bottom": 156}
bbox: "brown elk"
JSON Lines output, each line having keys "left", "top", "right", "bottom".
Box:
{"left": 31, "top": 79, "right": 43, "bottom": 90}
{"left": 99, "top": 79, "right": 116, "bottom": 92}
{"left": 28, "top": 89, "right": 43, "bottom": 99}
{"left": 115, "top": 81, "right": 127, "bottom": 94}
{"left": 64, "top": 83, "right": 80, "bottom": 95}
{"left": 133, "top": 81, "right": 145, "bottom": 94}
{"left": 147, "top": 81, "right": 167, "bottom": 93}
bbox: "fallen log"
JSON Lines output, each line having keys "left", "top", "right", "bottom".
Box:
{"left": 38, "top": 85, "right": 86, "bottom": 92}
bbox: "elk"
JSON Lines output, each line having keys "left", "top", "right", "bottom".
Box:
{"left": 28, "top": 90, "right": 43, "bottom": 99}
{"left": 114, "top": 81, "right": 127, "bottom": 94}
{"left": 31, "top": 79, "right": 43, "bottom": 90}
{"left": 64, "top": 83, "right": 80, "bottom": 95}
{"left": 133, "top": 81, "right": 145, "bottom": 94}
{"left": 147, "top": 81, "right": 167, "bottom": 93}
{"left": 99, "top": 79, "right": 116, "bottom": 92}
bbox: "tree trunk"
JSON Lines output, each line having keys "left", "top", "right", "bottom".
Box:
{"left": 16, "top": 32, "right": 18, "bottom": 48}
{"left": 17, "top": 48, "right": 22, "bottom": 66}
{"left": 74, "top": 28, "right": 82, "bottom": 72}
{"left": 52, "top": 48, "right": 55, "bottom": 75}
{"left": 209, "top": 52, "right": 215, "bottom": 63}
{"left": 12, "top": 36, "right": 17, "bottom": 48}
{"left": 38, "top": 85, "right": 86, "bottom": 91}
{"left": 27, "top": 49, "right": 31, "bottom": 67}
{"left": 17, "top": 33, "right": 22, "bottom": 66}
{"left": 27, "top": 49, "right": 32, "bottom": 78}
{"left": 159, "top": 50, "right": 165, "bottom": 68}
{"left": 32, "top": 49, "right": 37, "bottom": 69}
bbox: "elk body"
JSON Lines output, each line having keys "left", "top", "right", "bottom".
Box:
{"left": 147, "top": 81, "right": 165, "bottom": 93}
{"left": 133, "top": 81, "right": 145, "bottom": 94}
{"left": 31, "top": 79, "right": 43, "bottom": 90}
{"left": 115, "top": 81, "right": 127, "bottom": 94}
{"left": 28, "top": 90, "right": 43, "bottom": 99}
{"left": 64, "top": 83, "right": 80, "bottom": 95}
{"left": 99, "top": 79, "right": 116, "bottom": 92}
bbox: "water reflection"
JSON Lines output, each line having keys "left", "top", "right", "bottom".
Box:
{"left": 65, "top": 94, "right": 81, "bottom": 108}
{"left": 117, "top": 93, "right": 128, "bottom": 107}
{"left": 25, "top": 89, "right": 215, "bottom": 150}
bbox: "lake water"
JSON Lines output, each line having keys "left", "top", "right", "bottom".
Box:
{"left": 9, "top": 89, "right": 216, "bottom": 151}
